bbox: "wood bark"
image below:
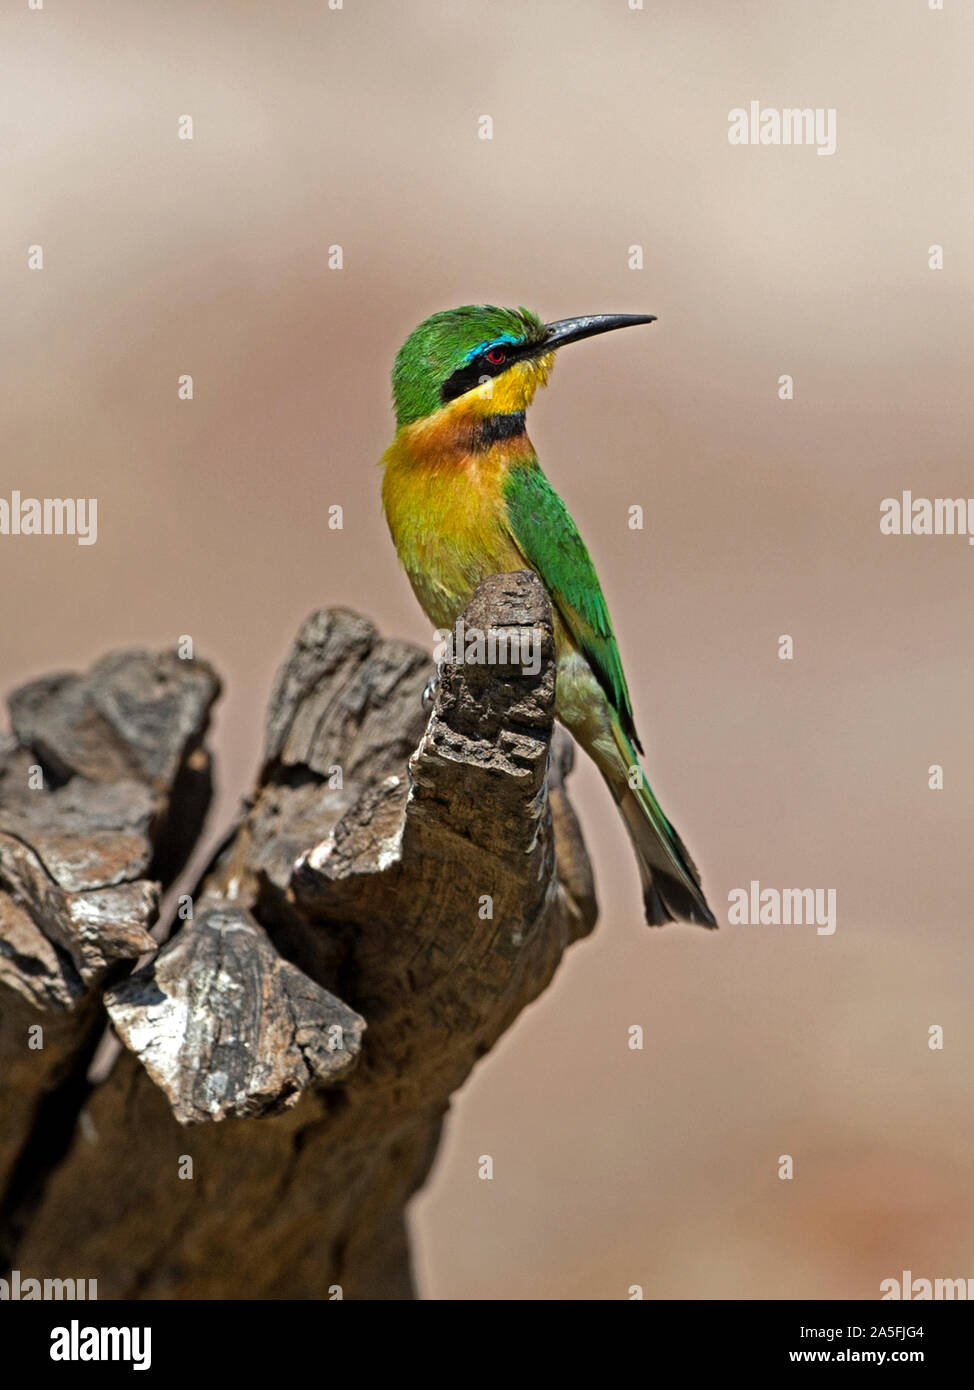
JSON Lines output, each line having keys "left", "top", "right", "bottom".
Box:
{"left": 0, "top": 572, "right": 597, "bottom": 1298}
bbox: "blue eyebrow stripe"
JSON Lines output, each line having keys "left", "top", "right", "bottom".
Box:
{"left": 461, "top": 332, "right": 520, "bottom": 365}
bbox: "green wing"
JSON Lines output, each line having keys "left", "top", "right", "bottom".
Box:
{"left": 503, "top": 462, "right": 642, "bottom": 753}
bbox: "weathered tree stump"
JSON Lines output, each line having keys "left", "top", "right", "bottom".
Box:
{"left": 0, "top": 572, "right": 597, "bottom": 1299}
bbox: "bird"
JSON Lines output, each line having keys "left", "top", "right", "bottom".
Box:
{"left": 380, "top": 304, "right": 715, "bottom": 928}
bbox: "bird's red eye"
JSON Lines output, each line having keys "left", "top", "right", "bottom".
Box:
{"left": 485, "top": 347, "right": 506, "bottom": 365}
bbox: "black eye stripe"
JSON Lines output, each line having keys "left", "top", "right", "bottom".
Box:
{"left": 440, "top": 360, "right": 497, "bottom": 403}
{"left": 440, "top": 338, "right": 545, "bottom": 405}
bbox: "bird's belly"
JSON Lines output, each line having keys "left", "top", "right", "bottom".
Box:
{"left": 554, "top": 639, "right": 621, "bottom": 775}
{"left": 414, "top": 554, "right": 616, "bottom": 763}
{"left": 403, "top": 538, "right": 526, "bottom": 634}
{"left": 404, "top": 562, "right": 476, "bottom": 634}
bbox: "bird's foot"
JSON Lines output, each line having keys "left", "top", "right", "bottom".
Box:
{"left": 421, "top": 673, "right": 440, "bottom": 714}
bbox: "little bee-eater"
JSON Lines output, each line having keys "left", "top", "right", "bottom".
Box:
{"left": 381, "top": 305, "right": 715, "bottom": 928}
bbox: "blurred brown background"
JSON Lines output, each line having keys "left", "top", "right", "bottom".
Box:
{"left": 3, "top": 0, "right": 972, "bottom": 1298}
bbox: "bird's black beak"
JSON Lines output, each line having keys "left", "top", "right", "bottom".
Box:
{"left": 538, "top": 313, "right": 657, "bottom": 353}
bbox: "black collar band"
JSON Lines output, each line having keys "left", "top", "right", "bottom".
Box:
{"left": 472, "top": 413, "right": 526, "bottom": 450}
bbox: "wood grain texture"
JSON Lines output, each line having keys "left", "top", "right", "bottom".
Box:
{"left": 0, "top": 573, "right": 596, "bottom": 1298}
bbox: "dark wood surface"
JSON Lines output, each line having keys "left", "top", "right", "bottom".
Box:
{"left": 0, "top": 572, "right": 596, "bottom": 1298}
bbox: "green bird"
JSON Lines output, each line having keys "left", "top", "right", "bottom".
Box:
{"left": 381, "top": 304, "right": 715, "bottom": 927}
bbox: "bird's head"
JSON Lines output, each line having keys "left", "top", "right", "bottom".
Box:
{"left": 391, "top": 304, "right": 657, "bottom": 429}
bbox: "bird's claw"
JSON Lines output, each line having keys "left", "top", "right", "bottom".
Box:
{"left": 421, "top": 674, "right": 440, "bottom": 714}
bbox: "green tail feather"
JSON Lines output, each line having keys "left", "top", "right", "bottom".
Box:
{"left": 613, "top": 725, "right": 717, "bottom": 929}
